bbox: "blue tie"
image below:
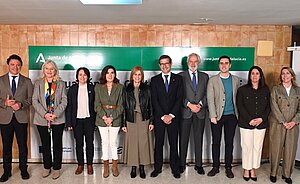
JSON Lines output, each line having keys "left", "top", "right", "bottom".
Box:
{"left": 164, "top": 75, "right": 169, "bottom": 93}
{"left": 192, "top": 72, "right": 197, "bottom": 92}
{"left": 12, "top": 76, "right": 17, "bottom": 96}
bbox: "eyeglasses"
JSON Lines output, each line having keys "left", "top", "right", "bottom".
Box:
{"left": 159, "top": 62, "right": 171, "bottom": 66}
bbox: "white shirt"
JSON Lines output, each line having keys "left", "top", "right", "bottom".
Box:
{"left": 9, "top": 72, "right": 20, "bottom": 90}
{"left": 161, "top": 72, "right": 171, "bottom": 85}
{"left": 160, "top": 72, "right": 175, "bottom": 120}
{"left": 188, "top": 69, "right": 198, "bottom": 84}
{"left": 187, "top": 70, "right": 202, "bottom": 106}
{"left": 77, "top": 83, "right": 90, "bottom": 118}
{"left": 285, "top": 85, "right": 291, "bottom": 96}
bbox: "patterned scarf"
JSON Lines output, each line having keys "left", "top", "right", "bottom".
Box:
{"left": 44, "top": 80, "right": 57, "bottom": 132}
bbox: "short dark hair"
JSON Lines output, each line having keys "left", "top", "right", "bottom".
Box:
{"left": 247, "top": 66, "right": 266, "bottom": 88}
{"left": 99, "top": 65, "right": 119, "bottom": 84}
{"left": 218, "top": 55, "right": 231, "bottom": 64}
{"left": 7, "top": 54, "right": 23, "bottom": 66}
{"left": 159, "top": 55, "right": 172, "bottom": 64}
{"left": 76, "top": 67, "right": 90, "bottom": 82}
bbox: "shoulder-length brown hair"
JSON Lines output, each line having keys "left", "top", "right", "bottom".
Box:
{"left": 246, "top": 66, "right": 266, "bottom": 89}
{"left": 99, "top": 65, "right": 119, "bottom": 84}
{"left": 280, "top": 66, "right": 297, "bottom": 86}
{"left": 130, "top": 66, "right": 144, "bottom": 82}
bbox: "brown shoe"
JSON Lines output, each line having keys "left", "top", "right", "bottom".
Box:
{"left": 75, "top": 165, "right": 84, "bottom": 175}
{"left": 52, "top": 170, "right": 60, "bottom": 180}
{"left": 112, "top": 160, "right": 119, "bottom": 177}
{"left": 103, "top": 160, "right": 109, "bottom": 178}
{"left": 87, "top": 165, "right": 93, "bottom": 175}
{"left": 42, "top": 168, "right": 51, "bottom": 178}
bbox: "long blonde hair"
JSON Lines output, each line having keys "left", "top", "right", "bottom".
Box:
{"left": 280, "top": 66, "right": 297, "bottom": 86}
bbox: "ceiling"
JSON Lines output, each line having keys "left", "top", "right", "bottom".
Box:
{"left": 0, "top": 0, "right": 300, "bottom": 25}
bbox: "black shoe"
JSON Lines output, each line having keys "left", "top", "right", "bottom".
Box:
{"left": 194, "top": 166, "right": 205, "bottom": 175}
{"left": 21, "top": 170, "right": 30, "bottom": 180}
{"left": 172, "top": 172, "right": 180, "bottom": 179}
{"left": 179, "top": 166, "right": 185, "bottom": 174}
{"left": 282, "top": 175, "right": 292, "bottom": 184}
{"left": 207, "top": 167, "right": 219, "bottom": 177}
{"left": 250, "top": 170, "right": 257, "bottom": 181}
{"left": 150, "top": 170, "right": 161, "bottom": 178}
{"left": 243, "top": 176, "right": 250, "bottom": 181}
{"left": 130, "top": 166, "right": 137, "bottom": 178}
{"left": 243, "top": 170, "right": 250, "bottom": 181}
{"left": 270, "top": 175, "right": 277, "bottom": 183}
{"left": 139, "top": 165, "right": 146, "bottom": 179}
{"left": 225, "top": 168, "right": 234, "bottom": 178}
{"left": 0, "top": 173, "right": 12, "bottom": 182}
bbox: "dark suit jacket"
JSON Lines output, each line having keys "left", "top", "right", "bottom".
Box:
{"left": 66, "top": 83, "right": 96, "bottom": 128}
{"left": 0, "top": 73, "right": 33, "bottom": 124}
{"left": 179, "top": 70, "right": 209, "bottom": 119}
{"left": 150, "top": 72, "right": 183, "bottom": 124}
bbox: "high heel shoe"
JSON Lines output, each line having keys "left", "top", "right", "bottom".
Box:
{"left": 250, "top": 170, "right": 257, "bottom": 181}
{"left": 243, "top": 170, "right": 250, "bottom": 181}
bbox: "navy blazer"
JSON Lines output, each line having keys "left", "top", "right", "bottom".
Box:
{"left": 66, "top": 83, "right": 96, "bottom": 128}
{"left": 150, "top": 72, "right": 183, "bottom": 124}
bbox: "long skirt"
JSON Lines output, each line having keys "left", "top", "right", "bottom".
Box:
{"left": 123, "top": 112, "right": 154, "bottom": 166}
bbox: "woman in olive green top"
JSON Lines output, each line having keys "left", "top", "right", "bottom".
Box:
{"left": 94, "top": 65, "right": 123, "bottom": 178}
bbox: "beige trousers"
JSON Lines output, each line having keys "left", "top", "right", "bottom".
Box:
{"left": 240, "top": 128, "right": 266, "bottom": 170}
{"left": 269, "top": 123, "right": 299, "bottom": 177}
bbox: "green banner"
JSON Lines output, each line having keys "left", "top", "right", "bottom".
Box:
{"left": 29, "top": 46, "right": 254, "bottom": 71}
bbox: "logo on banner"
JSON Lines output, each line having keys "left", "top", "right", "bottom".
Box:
{"left": 35, "top": 53, "right": 46, "bottom": 63}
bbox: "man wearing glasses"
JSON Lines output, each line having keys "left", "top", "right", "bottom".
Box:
{"left": 150, "top": 55, "right": 183, "bottom": 179}
{"left": 207, "top": 55, "right": 240, "bottom": 178}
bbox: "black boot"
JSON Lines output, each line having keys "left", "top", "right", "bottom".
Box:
{"left": 130, "top": 166, "right": 137, "bottom": 178}
{"left": 139, "top": 165, "right": 146, "bottom": 179}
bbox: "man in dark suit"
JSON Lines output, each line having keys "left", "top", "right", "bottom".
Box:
{"left": 150, "top": 55, "right": 183, "bottom": 179}
{"left": 179, "top": 53, "right": 208, "bottom": 175}
{"left": 0, "top": 54, "right": 33, "bottom": 182}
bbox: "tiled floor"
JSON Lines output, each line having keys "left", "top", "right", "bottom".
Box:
{"left": 1, "top": 162, "right": 299, "bottom": 184}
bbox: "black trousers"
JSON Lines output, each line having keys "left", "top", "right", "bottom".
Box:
{"left": 37, "top": 123, "right": 65, "bottom": 170}
{"left": 154, "top": 120, "right": 180, "bottom": 173}
{"left": 180, "top": 114, "right": 205, "bottom": 167}
{"left": 74, "top": 118, "right": 94, "bottom": 165}
{"left": 210, "top": 114, "right": 237, "bottom": 168}
{"left": 0, "top": 115, "right": 28, "bottom": 174}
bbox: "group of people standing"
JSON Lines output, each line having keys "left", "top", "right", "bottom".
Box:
{"left": 0, "top": 53, "right": 299, "bottom": 184}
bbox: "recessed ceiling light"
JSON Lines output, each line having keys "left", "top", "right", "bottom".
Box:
{"left": 80, "top": 0, "right": 142, "bottom": 5}
{"left": 192, "top": 18, "right": 214, "bottom": 25}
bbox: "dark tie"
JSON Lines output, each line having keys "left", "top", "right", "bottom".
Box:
{"left": 192, "top": 72, "right": 197, "bottom": 92}
{"left": 164, "top": 75, "right": 169, "bottom": 93}
{"left": 12, "top": 76, "right": 17, "bottom": 95}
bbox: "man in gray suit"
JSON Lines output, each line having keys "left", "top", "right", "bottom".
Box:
{"left": 207, "top": 55, "right": 240, "bottom": 178}
{"left": 0, "top": 54, "right": 33, "bottom": 182}
{"left": 179, "top": 53, "right": 209, "bottom": 175}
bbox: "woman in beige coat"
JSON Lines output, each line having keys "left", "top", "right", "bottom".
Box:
{"left": 269, "top": 67, "right": 300, "bottom": 184}
{"left": 32, "top": 60, "right": 67, "bottom": 180}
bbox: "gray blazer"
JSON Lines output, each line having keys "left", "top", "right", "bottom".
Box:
{"left": 0, "top": 73, "right": 33, "bottom": 124}
{"left": 179, "top": 70, "right": 209, "bottom": 119}
{"left": 32, "top": 79, "right": 67, "bottom": 126}
{"left": 269, "top": 84, "right": 300, "bottom": 124}
{"left": 207, "top": 73, "right": 240, "bottom": 121}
